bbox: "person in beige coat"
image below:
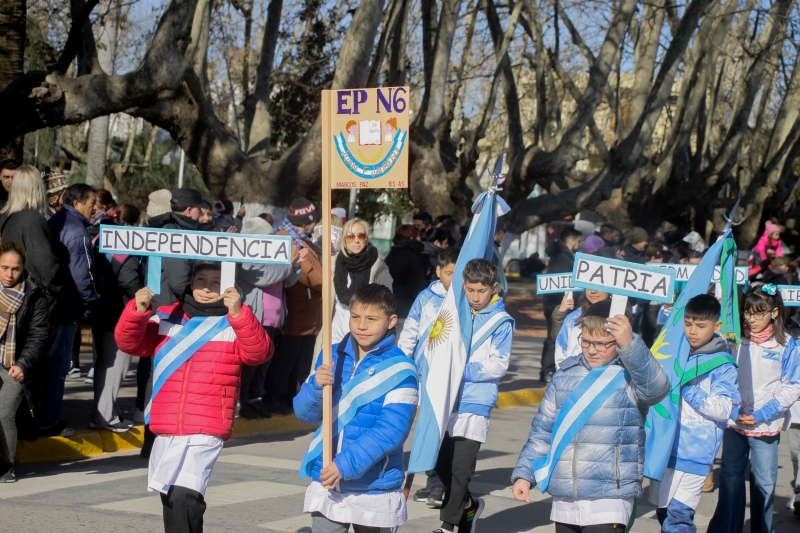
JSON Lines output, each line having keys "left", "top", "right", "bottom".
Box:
{"left": 330, "top": 218, "right": 393, "bottom": 344}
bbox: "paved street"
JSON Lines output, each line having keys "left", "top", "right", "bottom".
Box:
{"left": 4, "top": 403, "right": 799, "bottom": 532}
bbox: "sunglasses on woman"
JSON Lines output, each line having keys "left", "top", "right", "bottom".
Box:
{"left": 345, "top": 233, "right": 368, "bottom": 243}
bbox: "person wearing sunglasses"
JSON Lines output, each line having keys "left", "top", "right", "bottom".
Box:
{"left": 330, "top": 218, "right": 393, "bottom": 344}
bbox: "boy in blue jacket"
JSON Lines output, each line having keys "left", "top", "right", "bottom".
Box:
{"left": 398, "top": 247, "right": 458, "bottom": 507}
{"left": 294, "top": 284, "right": 418, "bottom": 533}
{"left": 433, "top": 259, "right": 514, "bottom": 533}
{"left": 649, "top": 294, "right": 739, "bottom": 533}
{"left": 512, "top": 301, "right": 669, "bottom": 532}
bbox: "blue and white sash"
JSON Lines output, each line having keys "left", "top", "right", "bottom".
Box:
{"left": 299, "top": 355, "right": 417, "bottom": 478}
{"left": 532, "top": 364, "right": 627, "bottom": 493}
{"left": 471, "top": 311, "right": 513, "bottom": 351}
{"left": 144, "top": 315, "right": 231, "bottom": 424}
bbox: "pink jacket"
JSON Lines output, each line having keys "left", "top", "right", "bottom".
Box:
{"left": 115, "top": 300, "right": 272, "bottom": 441}
{"left": 753, "top": 222, "right": 784, "bottom": 262}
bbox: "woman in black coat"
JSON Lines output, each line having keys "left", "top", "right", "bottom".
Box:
{"left": 0, "top": 242, "right": 50, "bottom": 482}
{"left": 384, "top": 224, "right": 429, "bottom": 330}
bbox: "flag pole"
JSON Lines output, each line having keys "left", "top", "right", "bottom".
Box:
{"left": 321, "top": 92, "right": 333, "bottom": 467}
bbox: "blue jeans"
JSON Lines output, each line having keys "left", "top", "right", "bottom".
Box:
{"left": 37, "top": 324, "right": 77, "bottom": 427}
{"left": 707, "top": 428, "right": 779, "bottom": 533}
{"left": 656, "top": 498, "right": 695, "bottom": 533}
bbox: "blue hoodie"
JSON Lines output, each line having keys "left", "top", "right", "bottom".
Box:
{"left": 293, "top": 333, "right": 418, "bottom": 493}
{"left": 670, "top": 335, "right": 740, "bottom": 476}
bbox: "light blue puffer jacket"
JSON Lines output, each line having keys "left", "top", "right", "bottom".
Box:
{"left": 293, "top": 333, "right": 418, "bottom": 494}
{"left": 512, "top": 335, "right": 669, "bottom": 499}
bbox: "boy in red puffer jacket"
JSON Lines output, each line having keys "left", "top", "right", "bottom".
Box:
{"left": 115, "top": 261, "right": 271, "bottom": 533}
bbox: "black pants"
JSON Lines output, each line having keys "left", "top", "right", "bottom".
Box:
{"left": 555, "top": 523, "right": 624, "bottom": 532}
{"left": 160, "top": 485, "right": 206, "bottom": 533}
{"left": 240, "top": 327, "right": 277, "bottom": 403}
{"left": 434, "top": 433, "right": 481, "bottom": 526}
{"left": 540, "top": 303, "right": 557, "bottom": 379}
{"left": 264, "top": 334, "right": 315, "bottom": 403}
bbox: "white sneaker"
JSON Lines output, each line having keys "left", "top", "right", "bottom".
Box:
{"left": 84, "top": 367, "right": 94, "bottom": 384}
{"left": 130, "top": 407, "right": 145, "bottom": 424}
{"left": 65, "top": 367, "right": 82, "bottom": 380}
{"left": 787, "top": 493, "right": 796, "bottom": 509}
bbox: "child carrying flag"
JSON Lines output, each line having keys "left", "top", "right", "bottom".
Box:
{"left": 295, "top": 284, "right": 418, "bottom": 533}
{"left": 512, "top": 301, "right": 669, "bottom": 532}
{"left": 649, "top": 294, "right": 739, "bottom": 532}
{"left": 432, "top": 258, "right": 514, "bottom": 533}
{"left": 707, "top": 283, "right": 800, "bottom": 533}
{"left": 397, "top": 247, "right": 458, "bottom": 508}
{"left": 115, "top": 261, "right": 272, "bottom": 532}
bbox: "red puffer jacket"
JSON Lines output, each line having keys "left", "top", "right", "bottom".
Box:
{"left": 115, "top": 299, "right": 272, "bottom": 440}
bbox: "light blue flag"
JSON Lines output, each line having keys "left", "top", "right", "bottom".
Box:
{"left": 644, "top": 230, "right": 733, "bottom": 480}
{"left": 407, "top": 173, "right": 510, "bottom": 473}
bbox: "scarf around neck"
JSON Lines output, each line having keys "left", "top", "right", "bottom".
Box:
{"left": 0, "top": 282, "right": 25, "bottom": 369}
{"left": 183, "top": 293, "right": 229, "bottom": 318}
{"left": 745, "top": 323, "right": 775, "bottom": 345}
{"left": 334, "top": 244, "right": 378, "bottom": 305}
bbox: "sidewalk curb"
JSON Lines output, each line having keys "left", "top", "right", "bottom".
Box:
{"left": 18, "top": 388, "right": 544, "bottom": 465}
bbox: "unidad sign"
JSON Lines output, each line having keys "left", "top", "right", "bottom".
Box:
{"left": 536, "top": 273, "right": 584, "bottom": 295}
{"left": 572, "top": 253, "right": 675, "bottom": 303}
{"left": 648, "top": 263, "right": 748, "bottom": 285}
{"left": 99, "top": 225, "right": 293, "bottom": 294}
{"left": 779, "top": 285, "right": 800, "bottom": 307}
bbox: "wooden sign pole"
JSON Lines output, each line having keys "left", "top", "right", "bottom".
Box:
{"left": 321, "top": 92, "right": 334, "bottom": 468}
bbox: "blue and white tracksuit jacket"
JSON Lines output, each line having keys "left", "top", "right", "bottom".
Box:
{"left": 729, "top": 335, "right": 800, "bottom": 436}
{"left": 670, "top": 336, "right": 740, "bottom": 476}
{"left": 397, "top": 280, "right": 446, "bottom": 361}
{"left": 293, "top": 334, "right": 418, "bottom": 493}
{"left": 458, "top": 298, "right": 514, "bottom": 418}
{"left": 554, "top": 308, "right": 582, "bottom": 369}
{"left": 511, "top": 335, "right": 670, "bottom": 498}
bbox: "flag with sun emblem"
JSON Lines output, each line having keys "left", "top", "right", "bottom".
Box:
{"left": 407, "top": 160, "right": 510, "bottom": 474}
{"left": 644, "top": 229, "right": 737, "bottom": 481}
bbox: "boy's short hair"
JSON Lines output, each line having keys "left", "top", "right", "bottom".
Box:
{"left": 685, "top": 294, "right": 720, "bottom": 321}
{"left": 193, "top": 260, "right": 221, "bottom": 276}
{"left": 350, "top": 284, "right": 396, "bottom": 316}
{"left": 462, "top": 259, "right": 497, "bottom": 286}
{"left": 580, "top": 300, "right": 632, "bottom": 336}
{"left": 438, "top": 247, "right": 459, "bottom": 268}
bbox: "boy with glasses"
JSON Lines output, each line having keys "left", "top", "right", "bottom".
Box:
{"left": 512, "top": 300, "right": 669, "bottom": 532}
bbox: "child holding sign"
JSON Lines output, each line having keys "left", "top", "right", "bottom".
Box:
{"left": 707, "top": 284, "right": 800, "bottom": 533}
{"left": 115, "top": 261, "right": 271, "bottom": 532}
{"left": 512, "top": 301, "right": 669, "bottom": 531}
{"left": 295, "top": 284, "right": 418, "bottom": 533}
{"left": 649, "top": 294, "right": 739, "bottom": 533}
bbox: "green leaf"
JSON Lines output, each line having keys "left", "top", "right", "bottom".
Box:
{"left": 653, "top": 403, "right": 673, "bottom": 420}
{"left": 673, "top": 358, "right": 684, "bottom": 378}
{"left": 670, "top": 391, "right": 681, "bottom": 405}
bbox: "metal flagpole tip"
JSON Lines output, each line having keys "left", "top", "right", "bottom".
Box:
{"left": 723, "top": 198, "right": 742, "bottom": 232}
{"left": 490, "top": 153, "right": 507, "bottom": 190}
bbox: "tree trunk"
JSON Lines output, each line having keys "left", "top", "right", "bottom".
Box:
{"left": 0, "top": 0, "right": 26, "bottom": 162}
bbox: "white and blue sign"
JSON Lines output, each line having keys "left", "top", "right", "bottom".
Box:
{"left": 572, "top": 253, "right": 675, "bottom": 304}
{"left": 648, "top": 263, "right": 748, "bottom": 285}
{"left": 99, "top": 225, "right": 293, "bottom": 295}
{"left": 779, "top": 286, "right": 800, "bottom": 307}
{"left": 536, "top": 273, "right": 584, "bottom": 295}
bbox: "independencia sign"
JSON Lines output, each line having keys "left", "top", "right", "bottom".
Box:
{"left": 572, "top": 253, "right": 675, "bottom": 303}
{"left": 536, "top": 273, "right": 584, "bottom": 294}
{"left": 647, "top": 263, "right": 748, "bottom": 285}
{"left": 779, "top": 286, "right": 800, "bottom": 307}
{"left": 99, "top": 226, "right": 292, "bottom": 264}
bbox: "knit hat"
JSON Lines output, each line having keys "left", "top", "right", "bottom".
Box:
{"left": 627, "top": 226, "right": 648, "bottom": 245}
{"left": 765, "top": 221, "right": 781, "bottom": 236}
{"left": 171, "top": 188, "right": 203, "bottom": 211}
{"left": 42, "top": 169, "right": 69, "bottom": 208}
{"left": 584, "top": 235, "right": 605, "bottom": 254}
{"left": 242, "top": 216, "right": 273, "bottom": 235}
{"left": 147, "top": 189, "right": 172, "bottom": 218}
{"left": 287, "top": 197, "right": 317, "bottom": 225}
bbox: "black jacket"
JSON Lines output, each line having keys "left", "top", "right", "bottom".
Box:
{"left": 385, "top": 243, "right": 429, "bottom": 318}
{"left": 147, "top": 212, "right": 198, "bottom": 309}
{"left": 0, "top": 208, "right": 79, "bottom": 322}
{"left": 620, "top": 244, "right": 647, "bottom": 264}
{"left": 11, "top": 279, "right": 50, "bottom": 384}
{"left": 93, "top": 228, "right": 144, "bottom": 331}
{"left": 596, "top": 239, "right": 619, "bottom": 259}
{"left": 543, "top": 240, "right": 576, "bottom": 309}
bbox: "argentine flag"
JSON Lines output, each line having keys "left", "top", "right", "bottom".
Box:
{"left": 644, "top": 229, "right": 737, "bottom": 480}
{"left": 407, "top": 178, "right": 510, "bottom": 473}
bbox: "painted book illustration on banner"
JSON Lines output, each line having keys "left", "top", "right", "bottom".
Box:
{"left": 359, "top": 120, "right": 381, "bottom": 145}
